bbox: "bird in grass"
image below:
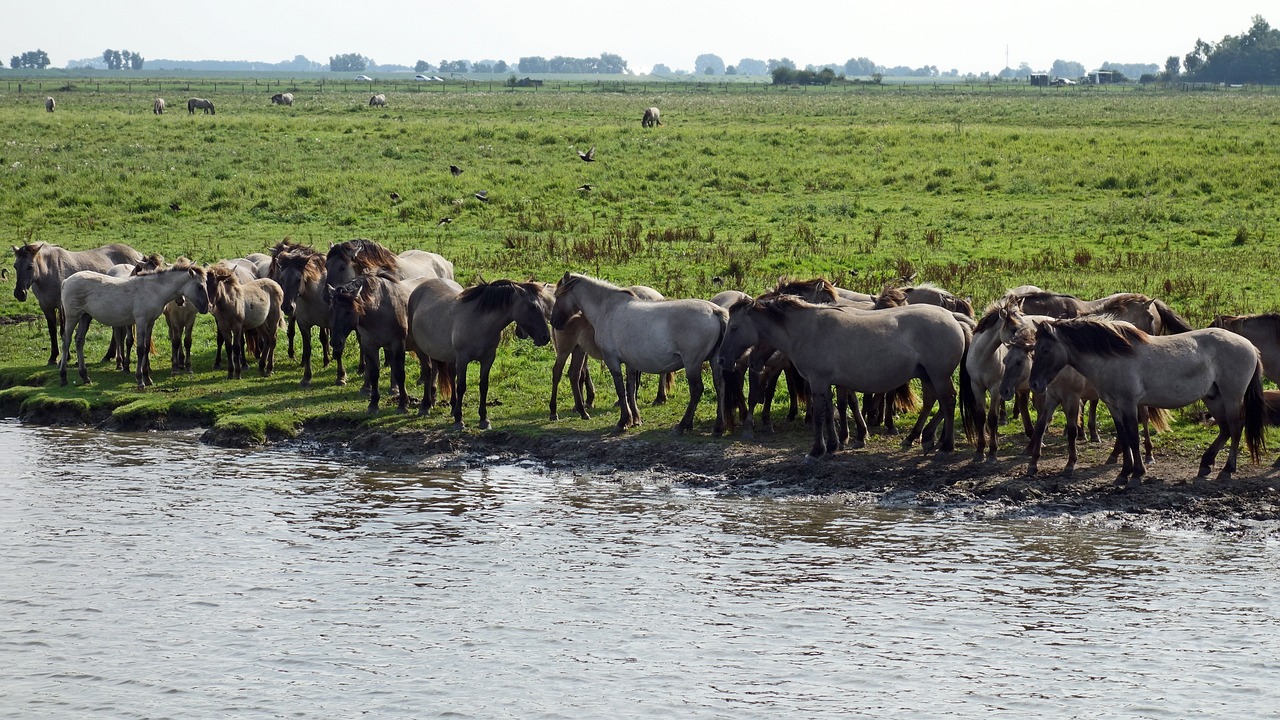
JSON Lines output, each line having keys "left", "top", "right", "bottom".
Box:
{"left": 576, "top": 184, "right": 593, "bottom": 192}
{"left": 474, "top": 191, "right": 489, "bottom": 202}
{"left": 449, "top": 164, "right": 463, "bottom": 177}
{"left": 389, "top": 192, "right": 401, "bottom": 202}
{"left": 169, "top": 202, "right": 181, "bottom": 212}
{"left": 577, "top": 146, "right": 595, "bottom": 162}
{"left": 437, "top": 217, "right": 452, "bottom": 226}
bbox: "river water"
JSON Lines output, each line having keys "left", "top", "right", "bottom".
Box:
{"left": 1, "top": 420, "right": 1278, "bottom": 719}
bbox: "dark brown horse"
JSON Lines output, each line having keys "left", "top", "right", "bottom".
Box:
{"left": 328, "top": 273, "right": 414, "bottom": 414}
{"left": 269, "top": 244, "right": 337, "bottom": 386}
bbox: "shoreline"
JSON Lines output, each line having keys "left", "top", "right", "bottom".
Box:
{"left": 7, "top": 393, "right": 1279, "bottom": 536}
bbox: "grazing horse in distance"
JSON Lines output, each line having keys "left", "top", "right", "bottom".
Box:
{"left": 187, "top": 98, "right": 215, "bottom": 114}
{"left": 641, "top": 107, "right": 662, "bottom": 127}
{"left": 12, "top": 242, "right": 145, "bottom": 365}
{"left": 45, "top": 97, "right": 55, "bottom": 112}
{"left": 369, "top": 94, "right": 387, "bottom": 107}
{"left": 270, "top": 92, "right": 294, "bottom": 106}
{"left": 1028, "top": 316, "right": 1265, "bottom": 484}
{"left": 59, "top": 260, "right": 210, "bottom": 388}
{"left": 409, "top": 278, "right": 553, "bottom": 429}
{"left": 153, "top": 98, "right": 166, "bottom": 114}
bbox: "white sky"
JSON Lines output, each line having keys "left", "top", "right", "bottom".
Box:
{"left": 4, "top": 1, "right": 1269, "bottom": 74}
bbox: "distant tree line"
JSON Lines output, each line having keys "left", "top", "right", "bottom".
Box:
{"left": 8, "top": 49, "right": 50, "bottom": 69}
{"left": 517, "top": 53, "right": 627, "bottom": 74}
{"left": 102, "top": 49, "right": 144, "bottom": 70}
{"left": 1180, "top": 15, "right": 1279, "bottom": 84}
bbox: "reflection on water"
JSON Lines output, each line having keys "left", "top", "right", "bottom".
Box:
{"left": 1, "top": 421, "right": 1278, "bottom": 718}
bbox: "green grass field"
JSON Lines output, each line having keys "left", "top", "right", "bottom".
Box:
{"left": 0, "top": 81, "right": 1276, "bottom": 448}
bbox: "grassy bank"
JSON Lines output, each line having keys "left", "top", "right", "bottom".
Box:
{"left": 0, "top": 84, "right": 1276, "bottom": 452}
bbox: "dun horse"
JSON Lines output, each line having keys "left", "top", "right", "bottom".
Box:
{"left": 13, "top": 242, "right": 144, "bottom": 365}
{"left": 153, "top": 98, "right": 166, "bottom": 114}
{"left": 45, "top": 97, "right": 55, "bottom": 112}
{"left": 641, "top": 107, "right": 662, "bottom": 127}
{"left": 187, "top": 98, "right": 215, "bottom": 114}
{"left": 1028, "top": 317, "right": 1265, "bottom": 484}
{"left": 551, "top": 273, "right": 727, "bottom": 435}
{"left": 718, "top": 295, "right": 974, "bottom": 462}
{"left": 409, "top": 278, "right": 553, "bottom": 429}
{"left": 208, "top": 265, "right": 284, "bottom": 379}
{"left": 270, "top": 92, "right": 294, "bottom": 106}
{"left": 1209, "top": 314, "right": 1280, "bottom": 385}
{"left": 59, "top": 260, "right": 209, "bottom": 388}
{"left": 369, "top": 94, "right": 387, "bottom": 107}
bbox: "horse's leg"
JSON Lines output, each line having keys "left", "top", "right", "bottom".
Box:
{"left": 45, "top": 305, "right": 62, "bottom": 366}
{"left": 675, "top": 364, "right": 702, "bottom": 434}
{"left": 1017, "top": 390, "right": 1035, "bottom": 438}
{"left": 451, "top": 361, "right": 468, "bottom": 430}
{"left": 984, "top": 392, "right": 999, "bottom": 461}
{"left": 626, "top": 368, "right": 643, "bottom": 427}
{"left": 1087, "top": 399, "right": 1101, "bottom": 443}
{"left": 182, "top": 323, "right": 194, "bottom": 372}
{"left": 1139, "top": 406, "right": 1155, "bottom": 464}
{"left": 300, "top": 326, "right": 314, "bottom": 387}
{"left": 712, "top": 362, "right": 727, "bottom": 437}
{"left": 287, "top": 316, "right": 296, "bottom": 360}
{"left": 582, "top": 360, "right": 596, "bottom": 408}
{"left": 476, "top": 353, "right": 495, "bottom": 429}
{"left": 1062, "top": 395, "right": 1081, "bottom": 476}
{"left": 1115, "top": 408, "right": 1143, "bottom": 484}
{"left": 320, "top": 328, "right": 331, "bottom": 367}
{"left": 845, "top": 388, "right": 867, "bottom": 449}
{"left": 364, "top": 345, "right": 381, "bottom": 414}
{"left": 1199, "top": 418, "right": 1232, "bottom": 477}
{"left": 605, "top": 360, "right": 630, "bottom": 432}
{"left": 935, "top": 385, "right": 957, "bottom": 454}
{"left": 653, "top": 371, "right": 672, "bottom": 406}
{"left": 140, "top": 321, "right": 157, "bottom": 386}
{"left": 784, "top": 365, "right": 802, "bottom": 422}
{"left": 213, "top": 329, "right": 223, "bottom": 370}
{"left": 392, "top": 344, "right": 407, "bottom": 413}
{"left": 550, "top": 345, "right": 571, "bottom": 421}
{"left": 334, "top": 337, "right": 348, "bottom": 386}
{"left": 806, "top": 386, "right": 833, "bottom": 462}
{"left": 903, "top": 382, "right": 936, "bottom": 451}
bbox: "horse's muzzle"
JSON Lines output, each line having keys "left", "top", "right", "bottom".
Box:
{"left": 13, "top": 288, "right": 26, "bottom": 301}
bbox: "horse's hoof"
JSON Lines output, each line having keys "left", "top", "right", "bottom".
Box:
{"left": 1060, "top": 466, "right": 1075, "bottom": 477}
{"left": 849, "top": 439, "right": 865, "bottom": 450}
{"left": 741, "top": 430, "right": 754, "bottom": 441}
{"left": 803, "top": 454, "right": 821, "bottom": 465}
{"left": 452, "top": 422, "right": 466, "bottom": 431}
{"left": 300, "top": 379, "right": 312, "bottom": 388}
{"left": 418, "top": 406, "right": 430, "bottom": 417}
{"left": 652, "top": 398, "right": 667, "bottom": 407}
{"left": 1197, "top": 465, "right": 1212, "bottom": 478}
{"left": 549, "top": 412, "right": 559, "bottom": 421}
{"left": 479, "top": 420, "right": 491, "bottom": 430}
{"left": 613, "top": 424, "right": 627, "bottom": 434}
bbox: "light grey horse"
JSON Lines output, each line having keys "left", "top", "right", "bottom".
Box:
{"left": 187, "top": 98, "right": 215, "bottom": 114}
{"left": 551, "top": 272, "right": 727, "bottom": 435}
{"left": 45, "top": 97, "right": 55, "bottom": 112}
{"left": 270, "top": 92, "right": 294, "bottom": 106}
{"left": 369, "top": 94, "right": 386, "bottom": 107}
{"left": 641, "top": 106, "right": 662, "bottom": 127}
{"left": 153, "top": 98, "right": 166, "bottom": 115}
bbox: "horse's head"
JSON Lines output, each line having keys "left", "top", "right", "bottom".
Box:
{"left": 513, "top": 284, "right": 552, "bottom": 347}
{"left": 999, "top": 321, "right": 1038, "bottom": 401}
{"left": 549, "top": 272, "right": 583, "bottom": 330}
{"left": 180, "top": 264, "right": 210, "bottom": 313}
{"left": 1028, "top": 322, "right": 1068, "bottom": 395}
{"left": 326, "top": 281, "right": 364, "bottom": 353}
{"left": 11, "top": 243, "right": 43, "bottom": 301}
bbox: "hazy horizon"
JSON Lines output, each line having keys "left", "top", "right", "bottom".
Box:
{"left": 4, "top": 1, "right": 1269, "bottom": 76}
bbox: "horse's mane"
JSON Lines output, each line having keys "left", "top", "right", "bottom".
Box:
{"left": 874, "top": 284, "right": 907, "bottom": 308}
{"left": 205, "top": 261, "right": 241, "bottom": 282}
{"left": 1093, "top": 292, "right": 1151, "bottom": 314}
{"left": 459, "top": 279, "right": 539, "bottom": 313}
{"left": 768, "top": 277, "right": 839, "bottom": 304}
{"left": 331, "top": 239, "right": 399, "bottom": 272}
{"left": 555, "top": 272, "right": 631, "bottom": 299}
{"left": 136, "top": 257, "right": 199, "bottom": 277}
{"left": 1048, "top": 317, "right": 1147, "bottom": 356}
{"left": 1006, "top": 319, "right": 1039, "bottom": 349}
{"left": 1011, "top": 290, "right": 1081, "bottom": 304}
{"left": 272, "top": 246, "right": 324, "bottom": 283}
{"left": 975, "top": 300, "right": 1009, "bottom": 334}
{"left": 751, "top": 293, "right": 824, "bottom": 323}
{"left": 1214, "top": 313, "right": 1280, "bottom": 333}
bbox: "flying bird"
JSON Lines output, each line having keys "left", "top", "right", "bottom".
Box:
{"left": 577, "top": 146, "right": 595, "bottom": 162}
{"left": 449, "top": 164, "right": 463, "bottom": 177}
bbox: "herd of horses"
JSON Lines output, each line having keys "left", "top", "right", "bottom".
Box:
{"left": 9, "top": 239, "right": 1278, "bottom": 487}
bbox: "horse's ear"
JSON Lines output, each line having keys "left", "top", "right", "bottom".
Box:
{"left": 561, "top": 271, "right": 572, "bottom": 283}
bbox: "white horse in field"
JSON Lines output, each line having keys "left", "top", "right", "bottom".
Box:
{"left": 369, "top": 94, "right": 386, "bottom": 107}
{"left": 641, "top": 106, "right": 662, "bottom": 127}
{"left": 153, "top": 98, "right": 166, "bottom": 114}
{"left": 551, "top": 272, "right": 727, "bottom": 435}
{"left": 45, "top": 97, "right": 55, "bottom": 112}
{"left": 271, "top": 92, "right": 294, "bottom": 106}
{"left": 59, "top": 260, "right": 209, "bottom": 388}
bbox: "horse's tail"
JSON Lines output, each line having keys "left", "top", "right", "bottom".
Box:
{"left": 435, "top": 359, "right": 454, "bottom": 404}
{"left": 663, "top": 371, "right": 676, "bottom": 394}
{"left": 892, "top": 382, "right": 919, "bottom": 413}
{"left": 1153, "top": 300, "right": 1194, "bottom": 334}
{"left": 1145, "top": 406, "right": 1171, "bottom": 433}
{"left": 1244, "top": 360, "right": 1267, "bottom": 464}
{"left": 785, "top": 363, "right": 808, "bottom": 407}
{"left": 956, "top": 320, "right": 980, "bottom": 445}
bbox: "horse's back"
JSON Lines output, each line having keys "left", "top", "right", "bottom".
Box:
{"left": 604, "top": 298, "right": 726, "bottom": 371}
{"left": 408, "top": 277, "right": 465, "bottom": 357}
{"left": 398, "top": 250, "right": 454, "bottom": 281}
